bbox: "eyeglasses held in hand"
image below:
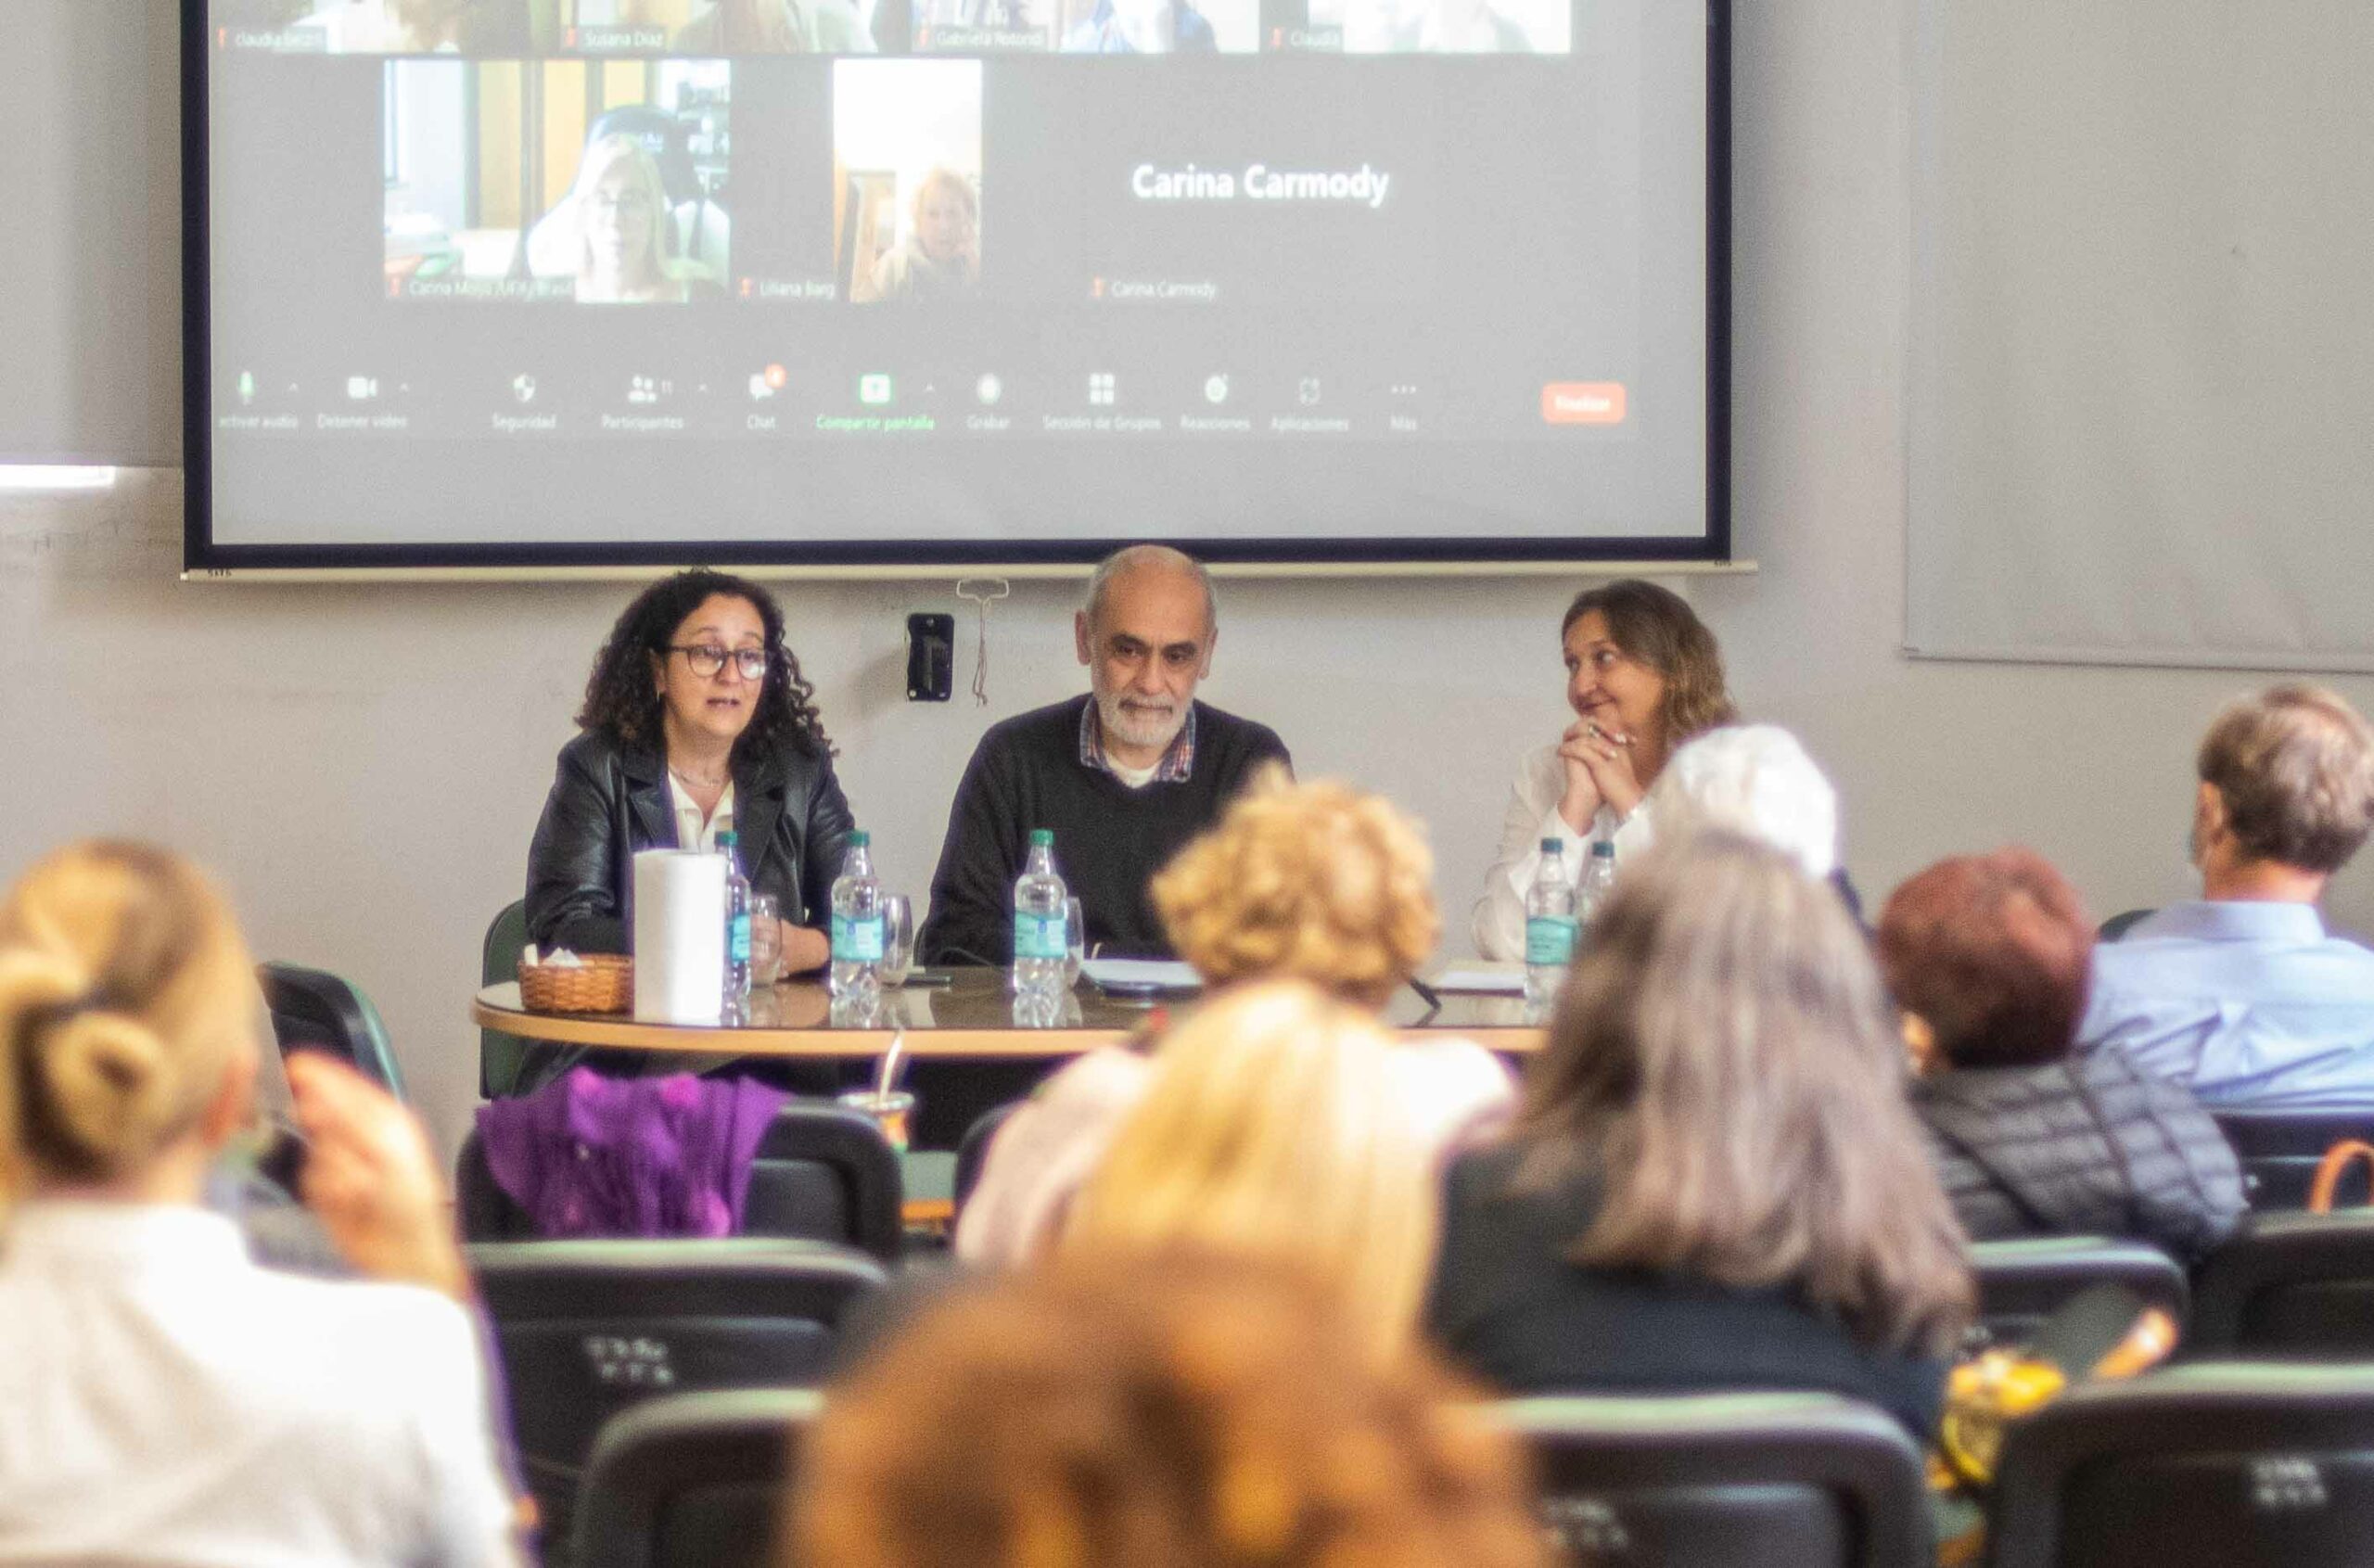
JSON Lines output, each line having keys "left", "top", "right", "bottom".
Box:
{"left": 670, "top": 644, "right": 770, "bottom": 680}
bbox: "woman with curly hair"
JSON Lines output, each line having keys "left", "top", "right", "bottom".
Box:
{"left": 525, "top": 570, "right": 855, "bottom": 988}
{"left": 1473, "top": 578, "right": 1738, "bottom": 959}
{"left": 955, "top": 771, "right": 1512, "bottom": 1268}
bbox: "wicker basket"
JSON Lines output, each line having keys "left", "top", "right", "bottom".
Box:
{"left": 517, "top": 954, "right": 633, "bottom": 1014}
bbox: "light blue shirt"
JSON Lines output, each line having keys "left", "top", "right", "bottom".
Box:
{"left": 2080, "top": 899, "right": 2374, "bottom": 1108}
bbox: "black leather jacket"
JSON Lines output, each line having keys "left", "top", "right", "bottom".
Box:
{"left": 525, "top": 728, "right": 858, "bottom": 955}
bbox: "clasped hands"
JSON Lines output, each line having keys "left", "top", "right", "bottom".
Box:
{"left": 1557, "top": 716, "right": 1646, "bottom": 834}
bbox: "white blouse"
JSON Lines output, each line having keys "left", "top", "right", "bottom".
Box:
{"left": 668, "top": 774, "right": 736, "bottom": 854}
{"left": 0, "top": 1202, "right": 519, "bottom": 1567}
{"left": 1470, "top": 744, "right": 1653, "bottom": 961}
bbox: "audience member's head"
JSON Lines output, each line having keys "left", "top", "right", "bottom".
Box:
{"left": 1062, "top": 982, "right": 1437, "bottom": 1359}
{"left": 576, "top": 567, "right": 831, "bottom": 761}
{"left": 1876, "top": 849, "right": 2092, "bottom": 1072}
{"left": 1075, "top": 544, "right": 1219, "bottom": 765}
{"left": 1518, "top": 832, "right": 1972, "bottom": 1355}
{"left": 0, "top": 841, "right": 260, "bottom": 1201}
{"left": 1637, "top": 723, "right": 1839, "bottom": 878}
{"left": 1152, "top": 770, "right": 1436, "bottom": 1010}
{"left": 1559, "top": 579, "right": 1737, "bottom": 776}
{"left": 791, "top": 1254, "right": 1544, "bottom": 1568}
{"left": 2194, "top": 684, "right": 2374, "bottom": 880}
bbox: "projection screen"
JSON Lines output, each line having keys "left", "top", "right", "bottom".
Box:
{"left": 185, "top": 0, "right": 1728, "bottom": 571}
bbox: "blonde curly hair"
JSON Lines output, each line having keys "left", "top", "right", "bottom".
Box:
{"left": 1151, "top": 768, "right": 1439, "bottom": 1011}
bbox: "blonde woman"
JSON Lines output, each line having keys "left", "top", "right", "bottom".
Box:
{"left": 571, "top": 134, "right": 712, "bottom": 304}
{"left": 0, "top": 841, "right": 519, "bottom": 1565}
{"left": 790, "top": 1256, "right": 1544, "bottom": 1568}
{"left": 1429, "top": 832, "right": 1973, "bottom": 1441}
{"left": 869, "top": 168, "right": 980, "bottom": 302}
{"left": 1063, "top": 983, "right": 1438, "bottom": 1358}
{"left": 956, "top": 771, "right": 1512, "bottom": 1267}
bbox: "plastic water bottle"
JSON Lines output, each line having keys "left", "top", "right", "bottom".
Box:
{"left": 1013, "top": 829, "right": 1071, "bottom": 1008}
{"left": 717, "top": 829, "right": 752, "bottom": 1019}
{"left": 1578, "top": 837, "right": 1619, "bottom": 927}
{"left": 1523, "top": 837, "right": 1577, "bottom": 1013}
{"left": 830, "top": 832, "right": 886, "bottom": 1002}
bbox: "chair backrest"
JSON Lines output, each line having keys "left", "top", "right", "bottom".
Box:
{"left": 742, "top": 1103, "right": 903, "bottom": 1263}
{"left": 455, "top": 1127, "right": 533, "bottom": 1241}
{"left": 481, "top": 898, "right": 533, "bottom": 1099}
{"left": 1493, "top": 1394, "right": 1930, "bottom": 1568}
{"left": 1989, "top": 1363, "right": 2374, "bottom": 1568}
{"left": 575, "top": 1389, "right": 820, "bottom": 1568}
{"left": 255, "top": 961, "right": 405, "bottom": 1097}
{"left": 470, "top": 1238, "right": 883, "bottom": 1560}
{"left": 1965, "top": 1237, "right": 2189, "bottom": 1355}
{"left": 951, "top": 1099, "right": 1022, "bottom": 1219}
{"left": 2213, "top": 1108, "right": 2374, "bottom": 1212}
{"left": 2190, "top": 1209, "right": 2374, "bottom": 1358}
{"left": 2097, "top": 908, "right": 2156, "bottom": 942}
{"left": 456, "top": 1103, "right": 902, "bottom": 1259}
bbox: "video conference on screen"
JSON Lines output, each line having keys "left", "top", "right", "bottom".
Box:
{"left": 200, "top": 0, "right": 1706, "bottom": 556}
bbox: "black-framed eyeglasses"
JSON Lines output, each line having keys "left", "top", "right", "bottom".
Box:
{"left": 668, "top": 644, "right": 770, "bottom": 680}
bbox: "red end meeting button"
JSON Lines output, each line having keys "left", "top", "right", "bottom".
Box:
{"left": 1541, "top": 382, "right": 1627, "bottom": 425}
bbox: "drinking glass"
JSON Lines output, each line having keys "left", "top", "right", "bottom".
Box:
{"left": 836, "top": 1089, "right": 914, "bottom": 1152}
{"left": 879, "top": 893, "right": 915, "bottom": 987}
{"left": 1064, "top": 897, "right": 1086, "bottom": 988}
{"left": 747, "top": 893, "right": 782, "bottom": 988}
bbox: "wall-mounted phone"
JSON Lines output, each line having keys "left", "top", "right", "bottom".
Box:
{"left": 906, "top": 612, "right": 955, "bottom": 702}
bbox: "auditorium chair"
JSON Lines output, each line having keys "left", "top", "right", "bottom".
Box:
{"left": 2189, "top": 1209, "right": 2374, "bottom": 1358}
{"left": 1492, "top": 1394, "right": 1929, "bottom": 1568}
{"left": 256, "top": 961, "right": 407, "bottom": 1096}
{"left": 2211, "top": 1107, "right": 2374, "bottom": 1211}
{"left": 470, "top": 1238, "right": 883, "bottom": 1565}
{"left": 574, "top": 1389, "right": 820, "bottom": 1568}
{"left": 1964, "top": 1237, "right": 2189, "bottom": 1353}
{"left": 951, "top": 1099, "right": 1022, "bottom": 1221}
{"left": 2095, "top": 908, "right": 2155, "bottom": 942}
{"left": 480, "top": 898, "right": 533, "bottom": 1098}
{"left": 454, "top": 1101, "right": 904, "bottom": 1261}
{"left": 1987, "top": 1363, "right": 2374, "bottom": 1567}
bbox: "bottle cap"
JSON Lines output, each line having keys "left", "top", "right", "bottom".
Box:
{"left": 1029, "top": 828, "right": 1054, "bottom": 847}
{"left": 848, "top": 830, "right": 871, "bottom": 847}
{"left": 716, "top": 830, "right": 738, "bottom": 848}
{"left": 1539, "top": 837, "right": 1563, "bottom": 854}
{"left": 1590, "top": 839, "right": 1615, "bottom": 857}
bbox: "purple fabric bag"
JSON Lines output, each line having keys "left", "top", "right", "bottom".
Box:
{"left": 475, "top": 1070, "right": 790, "bottom": 1239}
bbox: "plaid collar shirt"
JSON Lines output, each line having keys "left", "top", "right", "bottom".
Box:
{"left": 1078, "top": 699, "right": 1197, "bottom": 784}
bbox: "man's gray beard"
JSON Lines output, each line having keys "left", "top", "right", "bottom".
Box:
{"left": 1097, "top": 689, "right": 1187, "bottom": 754}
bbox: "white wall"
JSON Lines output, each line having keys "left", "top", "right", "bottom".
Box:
{"left": 8, "top": 0, "right": 2373, "bottom": 1160}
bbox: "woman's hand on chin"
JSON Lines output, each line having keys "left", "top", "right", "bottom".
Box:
{"left": 1556, "top": 720, "right": 1609, "bottom": 833}
{"left": 1571, "top": 718, "right": 1648, "bottom": 821}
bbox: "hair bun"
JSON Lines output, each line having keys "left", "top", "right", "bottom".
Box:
{"left": 38, "top": 1011, "right": 174, "bottom": 1166}
{"left": 0, "top": 950, "right": 174, "bottom": 1171}
{"left": 0, "top": 949, "right": 94, "bottom": 1038}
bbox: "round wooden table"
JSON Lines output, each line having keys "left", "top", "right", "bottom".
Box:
{"left": 470, "top": 966, "right": 1546, "bottom": 1058}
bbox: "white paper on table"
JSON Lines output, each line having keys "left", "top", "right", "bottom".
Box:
{"left": 1080, "top": 959, "right": 1204, "bottom": 994}
{"left": 632, "top": 848, "right": 727, "bottom": 1025}
{"left": 1429, "top": 963, "right": 1528, "bottom": 996}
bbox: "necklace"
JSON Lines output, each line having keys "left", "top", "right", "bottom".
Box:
{"left": 669, "top": 761, "right": 729, "bottom": 793}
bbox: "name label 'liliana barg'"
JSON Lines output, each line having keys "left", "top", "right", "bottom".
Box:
{"left": 1130, "top": 162, "right": 1394, "bottom": 210}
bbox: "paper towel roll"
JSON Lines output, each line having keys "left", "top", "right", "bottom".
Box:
{"left": 633, "top": 849, "right": 727, "bottom": 1025}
